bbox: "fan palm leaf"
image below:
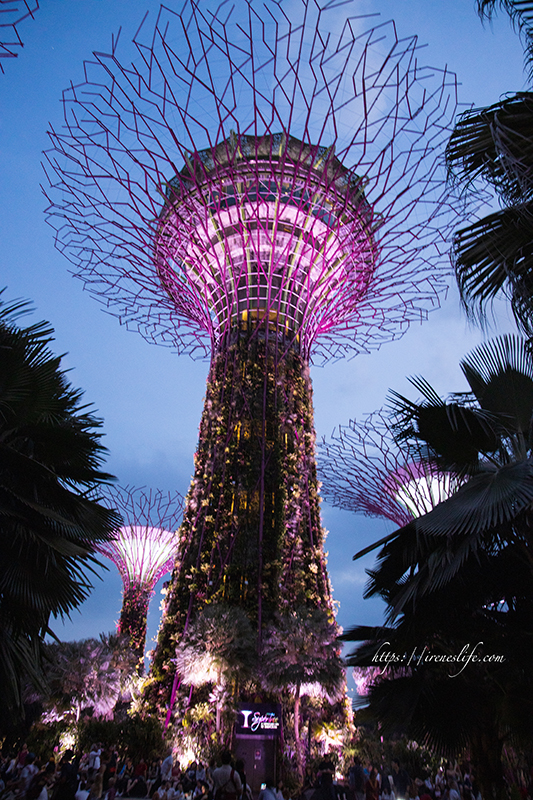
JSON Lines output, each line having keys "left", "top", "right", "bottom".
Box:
{"left": 477, "top": 1, "right": 533, "bottom": 77}
{"left": 0, "top": 293, "right": 119, "bottom": 728}
{"left": 447, "top": 94, "right": 533, "bottom": 202}
{"left": 452, "top": 204, "right": 533, "bottom": 329}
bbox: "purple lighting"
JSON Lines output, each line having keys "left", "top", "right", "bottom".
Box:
{"left": 44, "top": 0, "right": 461, "bottom": 363}
{"left": 319, "top": 411, "right": 464, "bottom": 528}
{"left": 42, "top": 0, "right": 467, "bottom": 724}
{"left": 97, "top": 486, "right": 184, "bottom": 665}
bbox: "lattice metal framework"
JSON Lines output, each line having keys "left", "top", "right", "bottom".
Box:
{"left": 319, "top": 411, "right": 464, "bottom": 527}
{"left": 44, "top": 0, "right": 461, "bottom": 364}
{"left": 0, "top": 0, "right": 39, "bottom": 73}
{"left": 43, "top": 0, "right": 466, "bottom": 723}
{"left": 97, "top": 486, "right": 183, "bottom": 663}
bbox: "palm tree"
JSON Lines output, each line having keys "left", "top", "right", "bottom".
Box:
{"left": 262, "top": 607, "right": 344, "bottom": 776}
{"left": 38, "top": 634, "right": 139, "bottom": 722}
{"left": 173, "top": 603, "right": 257, "bottom": 736}
{"left": 343, "top": 334, "right": 533, "bottom": 800}
{"left": 446, "top": 2, "right": 533, "bottom": 337}
{"left": 0, "top": 293, "right": 119, "bottom": 732}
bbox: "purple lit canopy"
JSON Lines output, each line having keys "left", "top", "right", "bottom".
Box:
{"left": 44, "top": 0, "right": 464, "bottom": 364}
{"left": 96, "top": 485, "right": 184, "bottom": 661}
{"left": 319, "top": 411, "right": 464, "bottom": 528}
{"left": 97, "top": 485, "right": 184, "bottom": 591}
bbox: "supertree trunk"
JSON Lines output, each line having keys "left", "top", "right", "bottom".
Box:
{"left": 147, "top": 324, "right": 332, "bottom": 716}
{"left": 118, "top": 582, "right": 152, "bottom": 667}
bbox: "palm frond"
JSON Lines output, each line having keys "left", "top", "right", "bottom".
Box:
{"left": 453, "top": 203, "right": 533, "bottom": 328}
{"left": 447, "top": 93, "right": 533, "bottom": 202}
{"left": 460, "top": 334, "right": 533, "bottom": 434}
{"left": 477, "top": 2, "right": 533, "bottom": 78}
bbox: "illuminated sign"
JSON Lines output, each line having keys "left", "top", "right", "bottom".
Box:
{"left": 235, "top": 703, "right": 281, "bottom": 737}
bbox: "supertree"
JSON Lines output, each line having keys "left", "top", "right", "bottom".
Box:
{"left": 44, "top": 0, "right": 466, "bottom": 724}
{"left": 319, "top": 411, "right": 464, "bottom": 530}
{"left": 96, "top": 486, "right": 184, "bottom": 666}
{"left": 0, "top": 0, "right": 39, "bottom": 73}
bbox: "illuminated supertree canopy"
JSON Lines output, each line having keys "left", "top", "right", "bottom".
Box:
{"left": 0, "top": 0, "right": 39, "bottom": 73}
{"left": 43, "top": 0, "right": 468, "bottom": 725}
{"left": 97, "top": 485, "right": 183, "bottom": 665}
{"left": 319, "top": 411, "right": 465, "bottom": 528}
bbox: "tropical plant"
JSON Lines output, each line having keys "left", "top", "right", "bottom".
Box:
{"left": 37, "top": 634, "right": 139, "bottom": 722}
{"left": 262, "top": 607, "right": 344, "bottom": 776}
{"left": 343, "top": 334, "right": 533, "bottom": 800}
{"left": 446, "top": 2, "right": 533, "bottom": 338}
{"left": 173, "top": 603, "right": 257, "bottom": 735}
{"left": 0, "top": 293, "right": 119, "bottom": 733}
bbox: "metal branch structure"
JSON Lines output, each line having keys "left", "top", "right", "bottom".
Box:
{"left": 0, "top": 0, "right": 39, "bottom": 73}
{"left": 97, "top": 486, "right": 183, "bottom": 665}
{"left": 43, "top": 0, "right": 466, "bottom": 724}
{"left": 319, "top": 411, "right": 464, "bottom": 528}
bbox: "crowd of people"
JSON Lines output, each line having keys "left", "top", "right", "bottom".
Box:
{"left": 0, "top": 745, "right": 263, "bottom": 800}
{"left": 1, "top": 744, "right": 527, "bottom": 800}
{"left": 343, "top": 758, "right": 486, "bottom": 800}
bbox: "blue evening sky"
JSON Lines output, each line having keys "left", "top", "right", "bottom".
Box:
{"left": 0, "top": 0, "right": 525, "bottom": 700}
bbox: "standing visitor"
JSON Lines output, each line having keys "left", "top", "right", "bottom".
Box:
{"left": 349, "top": 759, "right": 366, "bottom": 800}
{"left": 365, "top": 769, "right": 379, "bottom": 800}
{"left": 213, "top": 753, "right": 241, "bottom": 800}
{"left": 391, "top": 763, "right": 410, "bottom": 800}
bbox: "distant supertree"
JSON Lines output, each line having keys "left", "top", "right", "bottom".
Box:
{"left": 0, "top": 0, "right": 39, "bottom": 73}
{"left": 44, "top": 0, "right": 467, "bottom": 723}
{"left": 97, "top": 486, "right": 183, "bottom": 665}
{"left": 319, "top": 411, "right": 464, "bottom": 530}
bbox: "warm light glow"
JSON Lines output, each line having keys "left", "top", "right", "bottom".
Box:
{"left": 392, "top": 469, "right": 461, "bottom": 518}
{"left": 157, "top": 134, "right": 377, "bottom": 352}
{"left": 320, "top": 412, "right": 466, "bottom": 527}
{"left": 101, "top": 525, "right": 178, "bottom": 587}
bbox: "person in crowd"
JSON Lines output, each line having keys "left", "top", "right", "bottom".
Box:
{"left": 212, "top": 752, "right": 241, "bottom": 800}
{"left": 275, "top": 779, "right": 285, "bottom": 800}
{"left": 75, "top": 779, "right": 90, "bottom": 800}
{"left": 258, "top": 778, "right": 277, "bottom": 800}
{"left": 365, "top": 769, "right": 379, "bottom": 800}
{"left": 234, "top": 760, "right": 250, "bottom": 800}
{"left": 391, "top": 762, "right": 410, "bottom": 800}
{"left": 348, "top": 758, "right": 366, "bottom": 800}
{"left": 87, "top": 748, "right": 101, "bottom": 781}
{"left": 160, "top": 753, "right": 173, "bottom": 787}
{"left": 19, "top": 754, "right": 39, "bottom": 795}
{"left": 193, "top": 781, "right": 209, "bottom": 800}
{"left": 379, "top": 772, "right": 394, "bottom": 800}
{"left": 448, "top": 781, "right": 460, "bottom": 800}
{"left": 17, "top": 746, "right": 30, "bottom": 771}
{"left": 53, "top": 751, "right": 78, "bottom": 800}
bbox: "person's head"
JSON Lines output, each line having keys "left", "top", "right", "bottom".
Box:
{"left": 235, "top": 760, "right": 244, "bottom": 773}
{"left": 392, "top": 760, "right": 400, "bottom": 773}
{"left": 264, "top": 777, "right": 276, "bottom": 789}
{"left": 220, "top": 751, "right": 232, "bottom": 766}
{"left": 353, "top": 757, "right": 361, "bottom": 767}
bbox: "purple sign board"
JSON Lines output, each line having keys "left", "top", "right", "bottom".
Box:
{"left": 235, "top": 703, "right": 282, "bottom": 738}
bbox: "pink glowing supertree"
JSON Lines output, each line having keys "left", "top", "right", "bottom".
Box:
{"left": 97, "top": 486, "right": 183, "bottom": 665}
{"left": 319, "top": 411, "right": 464, "bottom": 529}
{"left": 0, "top": 0, "right": 39, "bottom": 73}
{"left": 43, "top": 0, "right": 467, "bottom": 721}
